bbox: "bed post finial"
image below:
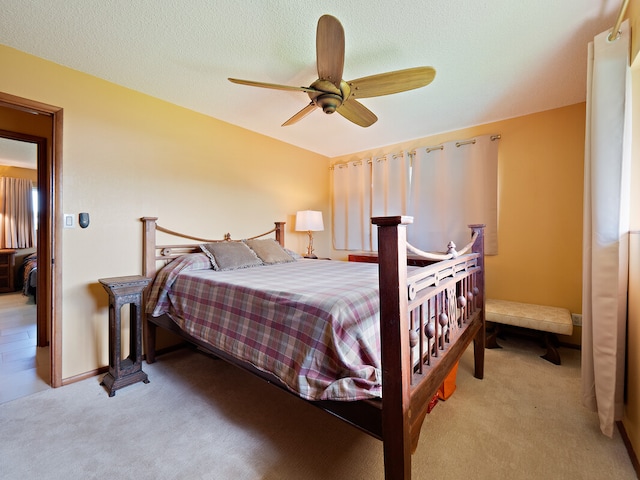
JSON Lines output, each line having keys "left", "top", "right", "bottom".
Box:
{"left": 274, "top": 221, "right": 286, "bottom": 247}
{"left": 140, "top": 217, "right": 159, "bottom": 363}
{"left": 141, "top": 217, "right": 158, "bottom": 277}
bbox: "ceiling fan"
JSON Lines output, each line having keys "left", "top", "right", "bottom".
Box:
{"left": 228, "top": 14, "right": 436, "bottom": 128}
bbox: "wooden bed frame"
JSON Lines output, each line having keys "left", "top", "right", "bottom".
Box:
{"left": 141, "top": 215, "right": 485, "bottom": 480}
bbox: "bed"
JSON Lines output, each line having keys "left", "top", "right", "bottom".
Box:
{"left": 142, "top": 215, "right": 486, "bottom": 480}
{"left": 20, "top": 252, "right": 37, "bottom": 301}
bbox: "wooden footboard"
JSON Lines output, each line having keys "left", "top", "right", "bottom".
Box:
{"left": 373, "top": 216, "right": 485, "bottom": 479}
{"left": 141, "top": 216, "right": 485, "bottom": 480}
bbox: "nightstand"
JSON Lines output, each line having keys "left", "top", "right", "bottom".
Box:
{"left": 99, "top": 275, "right": 151, "bottom": 397}
{"left": 0, "top": 249, "right": 16, "bottom": 293}
{"left": 348, "top": 252, "right": 437, "bottom": 267}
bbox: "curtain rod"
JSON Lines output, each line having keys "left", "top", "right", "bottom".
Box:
{"left": 456, "top": 134, "right": 501, "bottom": 148}
{"left": 330, "top": 133, "right": 501, "bottom": 168}
{"left": 608, "top": 0, "right": 629, "bottom": 42}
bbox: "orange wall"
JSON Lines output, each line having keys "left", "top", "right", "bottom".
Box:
{"left": 0, "top": 165, "right": 37, "bottom": 182}
{"left": 330, "top": 104, "right": 586, "bottom": 320}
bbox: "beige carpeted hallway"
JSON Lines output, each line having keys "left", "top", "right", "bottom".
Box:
{"left": 0, "top": 336, "right": 636, "bottom": 479}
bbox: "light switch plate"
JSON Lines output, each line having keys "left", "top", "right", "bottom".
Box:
{"left": 64, "top": 214, "right": 74, "bottom": 228}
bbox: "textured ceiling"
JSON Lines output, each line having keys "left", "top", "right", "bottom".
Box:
{"left": 0, "top": 0, "right": 623, "bottom": 158}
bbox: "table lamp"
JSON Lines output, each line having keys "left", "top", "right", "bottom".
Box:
{"left": 295, "top": 210, "right": 324, "bottom": 258}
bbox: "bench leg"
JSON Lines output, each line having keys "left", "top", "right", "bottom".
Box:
{"left": 541, "top": 333, "right": 561, "bottom": 365}
{"left": 486, "top": 323, "right": 563, "bottom": 365}
{"left": 485, "top": 322, "right": 503, "bottom": 349}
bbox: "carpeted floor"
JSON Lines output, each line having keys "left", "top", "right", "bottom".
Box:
{"left": 0, "top": 336, "right": 636, "bottom": 479}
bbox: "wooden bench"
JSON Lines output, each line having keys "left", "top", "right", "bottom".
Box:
{"left": 485, "top": 299, "right": 573, "bottom": 365}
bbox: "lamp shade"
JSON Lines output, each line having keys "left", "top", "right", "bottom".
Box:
{"left": 295, "top": 210, "right": 324, "bottom": 232}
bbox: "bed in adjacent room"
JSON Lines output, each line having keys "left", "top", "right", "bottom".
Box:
{"left": 20, "top": 252, "right": 37, "bottom": 301}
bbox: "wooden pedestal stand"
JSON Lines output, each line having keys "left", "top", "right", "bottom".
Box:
{"left": 99, "top": 275, "right": 151, "bottom": 397}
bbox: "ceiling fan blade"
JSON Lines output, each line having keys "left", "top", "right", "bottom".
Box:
{"left": 282, "top": 102, "right": 318, "bottom": 126}
{"left": 228, "top": 78, "right": 319, "bottom": 94}
{"left": 337, "top": 99, "right": 378, "bottom": 127}
{"left": 346, "top": 66, "right": 436, "bottom": 99}
{"left": 316, "top": 15, "right": 345, "bottom": 89}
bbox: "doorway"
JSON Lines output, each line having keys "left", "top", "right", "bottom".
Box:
{"left": 0, "top": 92, "right": 62, "bottom": 388}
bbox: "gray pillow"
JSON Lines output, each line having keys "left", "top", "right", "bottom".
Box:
{"left": 199, "top": 242, "right": 263, "bottom": 271}
{"left": 244, "top": 238, "right": 295, "bottom": 265}
{"left": 284, "top": 248, "right": 303, "bottom": 260}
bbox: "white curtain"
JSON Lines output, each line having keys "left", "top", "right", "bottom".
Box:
{"left": 408, "top": 135, "right": 499, "bottom": 254}
{"left": 581, "top": 19, "right": 631, "bottom": 437}
{"left": 370, "top": 153, "right": 410, "bottom": 251}
{"left": 332, "top": 160, "right": 372, "bottom": 251}
{"left": 332, "top": 136, "right": 498, "bottom": 253}
{"left": 0, "top": 177, "right": 35, "bottom": 249}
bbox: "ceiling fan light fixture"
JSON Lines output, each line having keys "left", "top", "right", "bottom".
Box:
{"left": 316, "top": 94, "right": 342, "bottom": 114}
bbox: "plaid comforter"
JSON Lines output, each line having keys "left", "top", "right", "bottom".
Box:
{"left": 146, "top": 254, "right": 382, "bottom": 401}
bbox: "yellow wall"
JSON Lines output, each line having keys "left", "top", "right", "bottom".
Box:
{"left": 330, "top": 104, "right": 585, "bottom": 322}
{"left": 0, "top": 45, "right": 330, "bottom": 379}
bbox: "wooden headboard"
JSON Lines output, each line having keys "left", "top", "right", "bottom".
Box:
{"left": 141, "top": 217, "right": 286, "bottom": 277}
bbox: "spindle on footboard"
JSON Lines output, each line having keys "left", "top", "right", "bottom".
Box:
{"left": 408, "top": 252, "right": 483, "bottom": 376}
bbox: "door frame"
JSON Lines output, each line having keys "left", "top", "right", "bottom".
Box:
{"left": 0, "top": 129, "right": 46, "bottom": 346}
{"left": 0, "top": 91, "right": 63, "bottom": 387}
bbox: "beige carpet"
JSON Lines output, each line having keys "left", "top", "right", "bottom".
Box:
{"left": 0, "top": 336, "right": 636, "bottom": 480}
